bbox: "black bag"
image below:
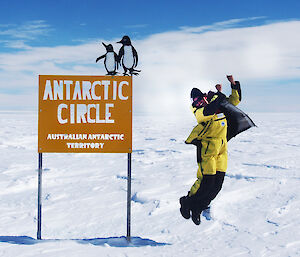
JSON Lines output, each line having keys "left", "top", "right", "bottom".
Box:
{"left": 219, "top": 100, "right": 256, "bottom": 141}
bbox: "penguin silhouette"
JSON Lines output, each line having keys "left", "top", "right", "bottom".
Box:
{"left": 117, "top": 36, "right": 140, "bottom": 76}
{"left": 96, "top": 42, "right": 119, "bottom": 75}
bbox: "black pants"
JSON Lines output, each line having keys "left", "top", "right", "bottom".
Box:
{"left": 189, "top": 171, "right": 225, "bottom": 213}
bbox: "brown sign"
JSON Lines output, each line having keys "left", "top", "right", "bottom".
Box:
{"left": 38, "top": 75, "right": 132, "bottom": 153}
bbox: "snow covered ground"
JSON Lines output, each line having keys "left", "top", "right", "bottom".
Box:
{"left": 0, "top": 111, "right": 299, "bottom": 257}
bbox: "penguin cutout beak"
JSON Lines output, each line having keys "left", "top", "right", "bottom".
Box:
{"left": 116, "top": 40, "right": 122, "bottom": 44}
{"left": 102, "top": 42, "right": 107, "bottom": 47}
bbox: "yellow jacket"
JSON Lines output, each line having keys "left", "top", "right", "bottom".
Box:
{"left": 185, "top": 88, "right": 240, "bottom": 144}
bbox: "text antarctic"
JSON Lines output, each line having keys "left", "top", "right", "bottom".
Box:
{"left": 42, "top": 79, "right": 129, "bottom": 124}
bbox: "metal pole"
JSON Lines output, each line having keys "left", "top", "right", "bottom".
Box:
{"left": 37, "top": 153, "right": 43, "bottom": 240}
{"left": 127, "top": 152, "right": 132, "bottom": 242}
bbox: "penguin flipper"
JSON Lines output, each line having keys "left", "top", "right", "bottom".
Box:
{"left": 114, "top": 52, "right": 119, "bottom": 69}
{"left": 96, "top": 55, "right": 106, "bottom": 63}
{"left": 133, "top": 47, "right": 138, "bottom": 68}
{"left": 118, "top": 46, "right": 124, "bottom": 63}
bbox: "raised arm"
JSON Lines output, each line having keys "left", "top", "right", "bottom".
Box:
{"left": 227, "top": 75, "right": 241, "bottom": 106}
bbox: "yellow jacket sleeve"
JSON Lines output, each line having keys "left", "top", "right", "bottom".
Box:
{"left": 228, "top": 89, "right": 240, "bottom": 106}
{"left": 190, "top": 105, "right": 214, "bottom": 123}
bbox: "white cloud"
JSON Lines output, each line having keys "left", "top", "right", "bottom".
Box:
{"left": 0, "top": 19, "right": 300, "bottom": 114}
{"left": 133, "top": 20, "right": 300, "bottom": 114}
{"left": 0, "top": 40, "right": 32, "bottom": 50}
{"left": 0, "top": 20, "right": 51, "bottom": 39}
{"left": 180, "top": 16, "right": 266, "bottom": 33}
{"left": 0, "top": 20, "right": 52, "bottom": 50}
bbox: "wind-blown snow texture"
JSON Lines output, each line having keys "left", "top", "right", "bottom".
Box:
{"left": 0, "top": 111, "right": 299, "bottom": 257}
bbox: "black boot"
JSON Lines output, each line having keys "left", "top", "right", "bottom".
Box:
{"left": 191, "top": 209, "right": 201, "bottom": 225}
{"left": 179, "top": 196, "right": 191, "bottom": 219}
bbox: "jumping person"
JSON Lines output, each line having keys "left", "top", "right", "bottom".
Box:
{"left": 180, "top": 75, "right": 253, "bottom": 225}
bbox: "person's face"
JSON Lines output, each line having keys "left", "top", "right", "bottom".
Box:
{"left": 193, "top": 96, "right": 208, "bottom": 108}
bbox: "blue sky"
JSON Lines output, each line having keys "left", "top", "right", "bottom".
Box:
{"left": 1, "top": 0, "right": 300, "bottom": 47}
{"left": 0, "top": 0, "right": 300, "bottom": 113}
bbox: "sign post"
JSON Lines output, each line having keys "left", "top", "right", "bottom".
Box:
{"left": 127, "top": 153, "right": 132, "bottom": 241}
{"left": 38, "top": 75, "right": 132, "bottom": 240}
{"left": 37, "top": 153, "right": 42, "bottom": 240}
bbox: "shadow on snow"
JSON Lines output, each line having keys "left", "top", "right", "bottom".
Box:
{"left": 0, "top": 236, "right": 170, "bottom": 247}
